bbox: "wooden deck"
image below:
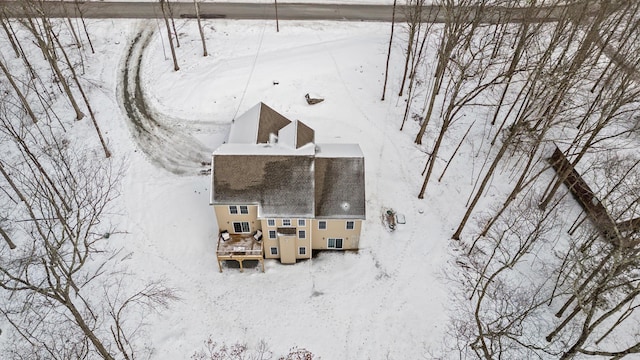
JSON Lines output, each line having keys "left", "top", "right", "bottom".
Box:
{"left": 216, "top": 233, "right": 264, "bottom": 272}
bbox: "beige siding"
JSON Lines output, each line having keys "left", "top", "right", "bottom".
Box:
{"left": 260, "top": 217, "right": 313, "bottom": 261}
{"left": 263, "top": 222, "right": 280, "bottom": 259}
{"left": 279, "top": 235, "right": 297, "bottom": 264}
{"left": 213, "top": 211, "right": 361, "bottom": 261}
{"left": 294, "top": 218, "right": 312, "bottom": 260}
{"left": 311, "top": 219, "right": 361, "bottom": 250}
{"left": 214, "top": 205, "right": 259, "bottom": 234}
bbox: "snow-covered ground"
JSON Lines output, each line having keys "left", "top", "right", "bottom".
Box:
{"left": 4, "top": 1, "right": 640, "bottom": 357}
{"left": 70, "top": 18, "right": 459, "bottom": 358}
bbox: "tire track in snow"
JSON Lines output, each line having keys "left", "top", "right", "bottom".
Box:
{"left": 118, "top": 22, "right": 213, "bottom": 175}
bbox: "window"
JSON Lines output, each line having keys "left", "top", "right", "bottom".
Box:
{"left": 346, "top": 221, "right": 355, "bottom": 230}
{"left": 240, "top": 205, "right": 249, "bottom": 214}
{"left": 229, "top": 205, "right": 238, "bottom": 214}
{"left": 270, "top": 247, "right": 278, "bottom": 255}
{"left": 232, "top": 222, "right": 250, "bottom": 233}
{"left": 267, "top": 219, "right": 275, "bottom": 227}
{"left": 299, "top": 247, "right": 307, "bottom": 255}
{"left": 327, "top": 238, "right": 343, "bottom": 249}
{"left": 318, "top": 221, "right": 327, "bottom": 230}
{"left": 282, "top": 219, "right": 291, "bottom": 227}
{"left": 268, "top": 230, "right": 276, "bottom": 239}
{"left": 298, "top": 219, "right": 306, "bottom": 227}
{"left": 298, "top": 230, "right": 306, "bottom": 239}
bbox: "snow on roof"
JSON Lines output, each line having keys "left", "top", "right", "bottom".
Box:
{"left": 316, "top": 143, "right": 364, "bottom": 158}
{"left": 278, "top": 120, "right": 315, "bottom": 149}
{"left": 227, "top": 103, "right": 261, "bottom": 144}
{"left": 212, "top": 103, "right": 365, "bottom": 219}
{"left": 213, "top": 142, "right": 316, "bottom": 156}
{"left": 227, "top": 102, "right": 292, "bottom": 144}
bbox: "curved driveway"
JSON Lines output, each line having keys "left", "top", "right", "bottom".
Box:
{"left": 3, "top": 0, "right": 635, "bottom": 175}
{"left": 118, "top": 23, "right": 216, "bottom": 175}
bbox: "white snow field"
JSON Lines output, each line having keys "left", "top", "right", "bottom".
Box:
{"left": 97, "top": 18, "right": 457, "bottom": 359}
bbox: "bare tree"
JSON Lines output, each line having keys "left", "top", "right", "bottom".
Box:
{"left": 0, "top": 16, "right": 20, "bottom": 58}
{"left": 160, "top": 0, "right": 180, "bottom": 71}
{"left": 194, "top": 0, "right": 208, "bottom": 56}
{"left": 74, "top": 0, "right": 95, "bottom": 54}
{"left": 381, "top": 0, "right": 397, "bottom": 101}
{"left": 0, "top": 106, "right": 177, "bottom": 359}
{"left": 414, "top": 0, "right": 480, "bottom": 145}
{"left": 192, "top": 338, "right": 315, "bottom": 360}
{"left": 451, "top": 197, "right": 564, "bottom": 359}
{"left": 418, "top": 17, "right": 502, "bottom": 198}
{"left": 47, "top": 20, "right": 112, "bottom": 157}
{"left": 398, "top": 0, "right": 425, "bottom": 97}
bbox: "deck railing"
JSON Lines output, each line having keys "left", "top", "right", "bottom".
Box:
{"left": 216, "top": 248, "right": 263, "bottom": 256}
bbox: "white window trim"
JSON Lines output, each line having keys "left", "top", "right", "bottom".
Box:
{"left": 299, "top": 247, "right": 306, "bottom": 255}
{"left": 239, "top": 205, "right": 249, "bottom": 214}
{"left": 346, "top": 221, "right": 355, "bottom": 230}
{"left": 282, "top": 219, "right": 292, "bottom": 227}
{"left": 232, "top": 221, "right": 250, "bottom": 233}
{"left": 327, "top": 238, "right": 343, "bottom": 249}
{"left": 298, "top": 230, "right": 306, "bottom": 239}
{"left": 270, "top": 247, "right": 278, "bottom": 256}
{"left": 229, "top": 205, "right": 238, "bottom": 214}
{"left": 267, "top": 219, "right": 276, "bottom": 227}
{"left": 268, "top": 230, "right": 277, "bottom": 239}
{"left": 298, "top": 219, "right": 306, "bottom": 227}
{"left": 318, "top": 220, "right": 327, "bottom": 230}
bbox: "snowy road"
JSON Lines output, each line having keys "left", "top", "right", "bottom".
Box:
{"left": 0, "top": 1, "right": 613, "bottom": 23}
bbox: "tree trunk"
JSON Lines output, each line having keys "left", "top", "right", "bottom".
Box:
{"left": 381, "top": 0, "right": 397, "bottom": 101}
{"left": 0, "top": 17, "right": 20, "bottom": 57}
{"left": 0, "top": 59, "right": 39, "bottom": 123}
{"left": 50, "top": 28, "right": 111, "bottom": 158}
{"left": 160, "top": 0, "right": 180, "bottom": 71}
{"left": 22, "top": 17, "right": 85, "bottom": 120}
{"left": 194, "top": 0, "right": 208, "bottom": 56}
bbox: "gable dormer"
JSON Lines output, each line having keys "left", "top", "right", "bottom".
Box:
{"left": 278, "top": 120, "right": 315, "bottom": 149}
{"left": 228, "top": 103, "right": 291, "bottom": 144}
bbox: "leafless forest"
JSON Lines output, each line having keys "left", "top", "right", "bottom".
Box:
{"left": 387, "top": 0, "right": 640, "bottom": 358}
{"left": 0, "top": 1, "right": 179, "bottom": 359}
{"left": 0, "top": 0, "right": 638, "bottom": 359}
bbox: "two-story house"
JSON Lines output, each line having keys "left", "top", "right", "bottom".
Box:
{"left": 210, "top": 103, "right": 365, "bottom": 271}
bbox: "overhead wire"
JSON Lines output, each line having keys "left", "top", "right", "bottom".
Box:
{"left": 232, "top": 16, "right": 268, "bottom": 121}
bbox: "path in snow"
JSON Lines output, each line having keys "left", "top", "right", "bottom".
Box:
{"left": 118, "top": 22, "right": 215, "bottom": 175}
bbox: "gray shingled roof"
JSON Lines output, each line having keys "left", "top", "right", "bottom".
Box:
{"left": 212, "top": 154, "right": 315, "bottom": 218}
{"left": 296, "top": 121, "right": 315, "bottom": 149}
{"left": 228, "top": 103, "right": 291, "bottom": 144}
{"left": 256, "top": 104, "right": 292, "bottom": 144}
{"left": 211, "top": 104, "right": 365, "bottom": 220}
{"left": 314, "top": 156, "right": 366, "bottom": 219}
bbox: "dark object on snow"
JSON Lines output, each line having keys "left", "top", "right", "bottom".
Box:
{"left": 305, "top": 93, "right": 324, "bottom": 105}
{"left": 384, "top": 209, "right": 396, "bottom": 231}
